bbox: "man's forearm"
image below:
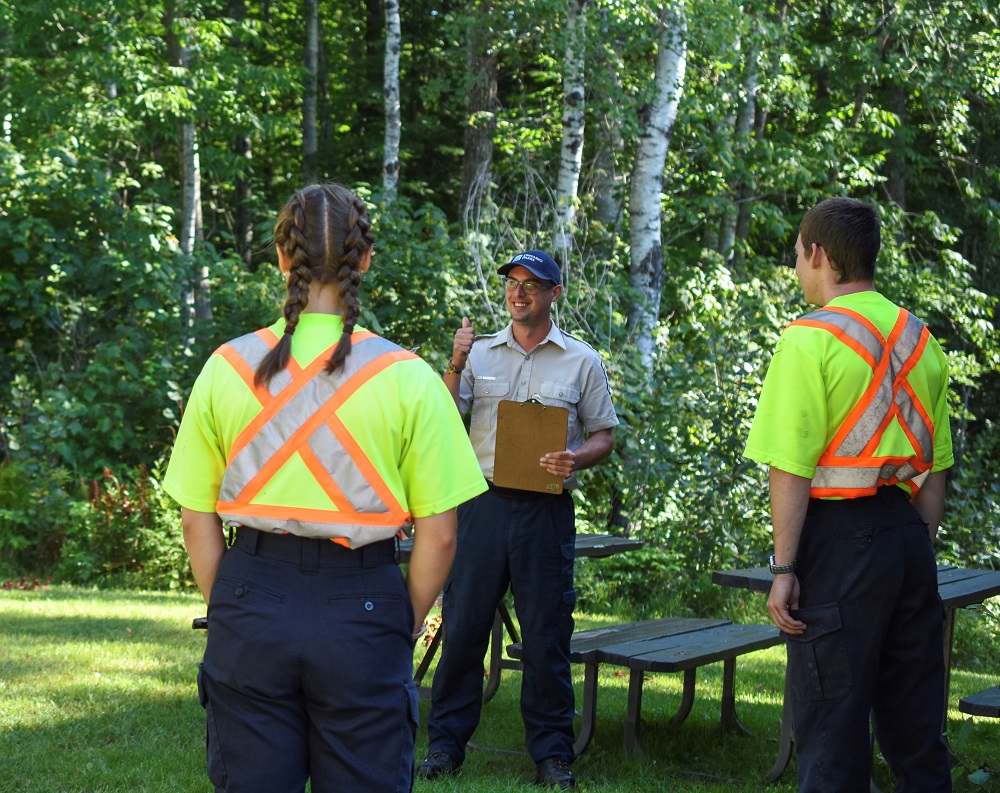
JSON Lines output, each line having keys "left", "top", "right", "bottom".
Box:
{"left": 443, "top": 370, "right": 462, "bottom": 407}
{"left": 768, "top": 467, "right": 812, "bottom": 566}
{"left": 911, "top": 470, "right": 947, "bottom": 539}
{"left": 572, "top": 428, "right": 615, "bottom": 472}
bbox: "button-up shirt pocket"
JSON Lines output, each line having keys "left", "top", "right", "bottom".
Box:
{"left": 539, "top": 381, "right": 581, "bottom": 428}
{"left": 471, "top": 378, "right": 511, "bottom": 432}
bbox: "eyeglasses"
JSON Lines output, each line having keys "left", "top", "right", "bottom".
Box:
{"left": 501, "top": 276, "right": 555, "bottom": 294}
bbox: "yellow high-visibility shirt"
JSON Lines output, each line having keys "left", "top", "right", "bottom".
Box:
{"left": 744, "top": 291, "right": 953, "bottom": 493}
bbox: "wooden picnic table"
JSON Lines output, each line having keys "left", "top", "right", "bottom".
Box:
{"left": 508, "top": 616, "right": 781, "bottom": 757}
{"left": 712, "top": 563, "right": 1000, "bottom": 784}
{"left": 407, "top": 532, "right": 644, "bottom": 701}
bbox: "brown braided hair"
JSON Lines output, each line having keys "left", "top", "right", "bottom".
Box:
{"left": 254, "top": 184, "right": 374, "bottom": 388}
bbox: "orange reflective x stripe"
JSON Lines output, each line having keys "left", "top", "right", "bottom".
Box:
{"left": 213, "top": 328, "right": 418, "bottom": 546}
{"left": 790, "top": 305, "right": 935, "bottom": 499}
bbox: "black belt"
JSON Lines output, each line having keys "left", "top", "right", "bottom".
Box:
{"left": 233, "top": 527, "right": 397, "bottom": 571}
{"left": 485, "top": 480, "right": 563, "bottom": 501}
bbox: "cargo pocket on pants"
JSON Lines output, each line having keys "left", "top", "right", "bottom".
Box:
{"left": 785, "top": 603, "right": 853, "bottom": 703}
{"left": 197, "top": 664, "right": 228, "bottom": 789}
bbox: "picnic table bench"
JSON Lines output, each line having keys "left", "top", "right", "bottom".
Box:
{"left": 507, "top": 616, "right": 781, "bottom": 758}
{"left": 959, "top": 686, "right": 1000, "bottom": 717}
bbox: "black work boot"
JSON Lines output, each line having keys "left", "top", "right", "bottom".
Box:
{"left": 416, "top": 750, "right": 461, "bottom": 780}
{"left": 534, "top": 757, "right": 576, "bottom": 789}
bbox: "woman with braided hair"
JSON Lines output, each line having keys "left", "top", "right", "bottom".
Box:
{"left": 165, "top": 183, "right": 487, "bottom": 793}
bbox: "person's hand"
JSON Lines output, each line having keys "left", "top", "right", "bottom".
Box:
{"left": 767, "top": 573, "right": 806, "bottom": 635}
{"left": 540, "top": 449, "right": 575, "bottom": 479}
{"left": 452, "top": 317, "right": 474, "bottom": 370}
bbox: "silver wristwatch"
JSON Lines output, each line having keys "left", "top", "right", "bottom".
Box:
{"left": 768, "top": 554, "right": 797, "bottom": 575}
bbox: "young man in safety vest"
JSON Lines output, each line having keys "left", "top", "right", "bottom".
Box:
{"left": 744, "top": 197, "right": 954, "bottom": 792}
{"left": 417, "top": 250, "right": 619, "bottom": 789}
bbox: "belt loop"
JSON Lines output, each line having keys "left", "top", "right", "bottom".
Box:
{"left": 301, "top": 538, "right": 319, "bottom": 574}
{"left": 242, "top": 527, "right": 260, "bottom": 555}
{"left": 362, "top": 542, "right": 377, "bottom": 569}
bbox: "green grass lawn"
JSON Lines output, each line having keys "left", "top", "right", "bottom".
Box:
{"left": 2, "top": 587, "right": 999, "bottom": 792}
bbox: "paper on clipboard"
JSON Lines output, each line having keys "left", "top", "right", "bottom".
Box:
{"left": 493, "top": 400, "right": 569, "bottom": 494}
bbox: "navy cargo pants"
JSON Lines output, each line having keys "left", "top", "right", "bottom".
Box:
{"left": 787, "top": 486, "right": 952, "bottom": 793}
{"left": 198, "top": 528, "right": 418, "bottom": 793}
{"left": 426, "top": 485, "right": 577, "bottom": 765}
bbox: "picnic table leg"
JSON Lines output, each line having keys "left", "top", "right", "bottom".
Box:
{"left": 942, "top": 606, "right": 956, "bottom": 734}
{"left": 573, "top": 660, "right": 599, "bottom": 758}
{"left": 764, "top": 673, "right": 795, "bottom": 783}
{"left": 483, "top": 603, "right": 522, "bottom": 703}
{"left": 719, "top": 657, "right": 752, "bottom": 735}
{"left": 413, "top": 623, "right": 444, "bottom": 699}
{"left": 483, "top": 612, "right": 504, "bottom": 702}
{"left": 670, "top": 668, "right": 696, "bottom": 725}
{"left": 623, "top": 669, "right": 648, "bottom": 758}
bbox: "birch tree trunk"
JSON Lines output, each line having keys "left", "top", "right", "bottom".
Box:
{"left": 164, "top": 2, "right": 210, "bottom": 345}
{"left": 382, "top": 0, "right": 402, "bottom": 200}
{"left": 552, "top": 0, "right": 589, "bottom": 276}
{"left": 179, "top": 40, "right": 210, "bottom": 325}
{"left": 627, "top": 2, "right": 687, "bottom": 374}
{"left": 303, "top": 0, "right": 319, "bottom": 184}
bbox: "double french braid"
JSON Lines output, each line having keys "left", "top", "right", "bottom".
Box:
{"left": 255, "top": 184, "right": 373, "bottom": 387}
{"left": 326, "top": 186, "right": 372, "bottom": 373}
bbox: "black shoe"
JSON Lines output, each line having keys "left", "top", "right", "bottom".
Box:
{"left": 416, "top": 750, "right": 461, "bottom": 779}
{"left": 534, "top": 757, "right": 576, "bottom": 789}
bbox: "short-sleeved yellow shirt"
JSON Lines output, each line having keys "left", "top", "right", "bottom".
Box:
{"left": 744, "top": 291, "right": 953, "bottom": 489}
{"left": 164, "top": 313, "right": 487, "bottom": 522}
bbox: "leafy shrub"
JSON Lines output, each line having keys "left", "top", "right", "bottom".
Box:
{"left": 0, "top": 458, "right": 75, "bottom": 578}
{"left": 938, "top": 419, "right": 1000, "bottom": 571}
{"left": 57, "top": 465, "right": 192, "bottom": 591}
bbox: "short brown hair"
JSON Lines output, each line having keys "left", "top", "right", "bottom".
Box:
{"left": 799, "top": 197, "right": 881, "bottom": 283}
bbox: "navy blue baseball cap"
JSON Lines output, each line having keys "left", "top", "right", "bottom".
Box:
{"left": 497, "top": 250, "right": 561, "bottom": 285}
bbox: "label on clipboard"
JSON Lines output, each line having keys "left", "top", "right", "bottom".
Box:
{"left": 493, "top": 399, "right": 569, "bottom": 494}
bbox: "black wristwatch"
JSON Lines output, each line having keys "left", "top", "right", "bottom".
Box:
{"left": 768, "top": 555, "right": 797, "bottom": 575}
{"left": 444, "top": 359, "right": 464, "bottom": 375}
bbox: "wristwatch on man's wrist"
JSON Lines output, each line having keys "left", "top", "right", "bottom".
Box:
{"left": 445, "top": 359, "right": 464, "bottom": 375}
{"left": 768, "top": 554, "right": 797, "bottom": 575}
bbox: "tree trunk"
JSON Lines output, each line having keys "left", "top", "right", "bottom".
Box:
{"left": 179, "top": 43, "right": 210, "bottom": 324}
{"left": 230, "top": 0, "right": 253, "bottom": 269}
{"left": 884, "top": 82, "right": 907, "bottom": 211}
{"left": 627, "top": 2, "right": 687, "bottom": 375}
{"left": 164, "top": 1, "right": 210, "bottom": 340}
{"left": 382, "top": 0, "right": 402, "bottom": 200}
{"left": 303, "top": 0, "right": 319, "bottom": 184}
{"left": 459, "top": 1, "right": 499, "bottom": 230}
{"left": 552, "top": 0, "right": 589, "bottom": 277}
{"left": 718, "top": 36, "right": 758, "bottom": 268}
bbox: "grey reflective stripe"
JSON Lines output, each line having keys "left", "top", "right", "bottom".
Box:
{"left": 892, "top": 313, "right": 933, "bottom": 464}
{"left": 812, "top": 465, "right": 881, "bottom": 491}
{"left": 797, "top": 307, "right": 931, "bottom": 492}
{"left": 214, "top": 516, "right": 408, "bottom": 548}
{"left": 805, "top": 308, "right": 884, "bottom": 364}
{"left": 812, "top": 460, "right": 922, "bottom": 492}
{"left": 224, "top": 331, "right": 292, "bottom": 397}
{"left": 217, "top": 332, "right": 410, "bottom": 541}
{"left": 829, "top": 309, "right": 926, "bottom": 458}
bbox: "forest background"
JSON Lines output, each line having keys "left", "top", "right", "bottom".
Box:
{"left": 1, "top": 0, "right": 998, "bottom": 611}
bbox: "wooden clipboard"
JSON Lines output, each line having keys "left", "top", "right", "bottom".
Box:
{"left": 493, "top": 399, "right": 569, "bottom": 494}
